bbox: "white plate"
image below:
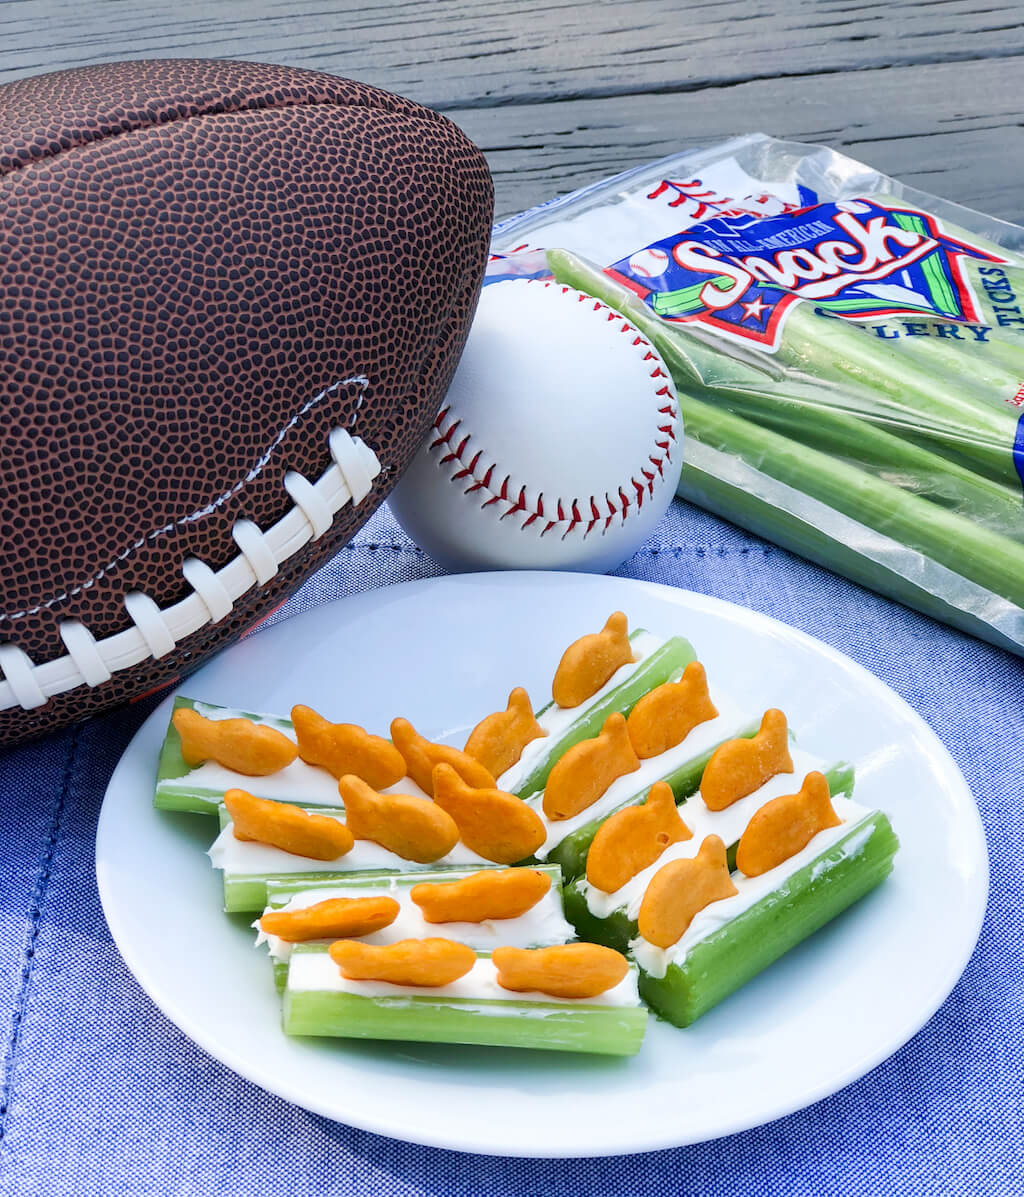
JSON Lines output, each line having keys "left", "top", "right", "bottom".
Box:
{"left": 96, "top": 572, "right": 987, "bottom": 1158}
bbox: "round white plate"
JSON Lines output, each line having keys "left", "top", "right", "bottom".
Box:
{"left": 96, "top": 572, "right": 987, "bottom": 1158}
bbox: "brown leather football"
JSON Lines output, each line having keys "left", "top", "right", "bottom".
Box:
{"left": 0, "top": 58, "right": 493, "bottom": 746}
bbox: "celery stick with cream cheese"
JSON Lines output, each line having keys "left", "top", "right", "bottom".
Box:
{"left": 258, "top": 863, "right": 571, "bottom": 991}
{"left": 283, "top": 944, "right": 648, "bottom": 1055}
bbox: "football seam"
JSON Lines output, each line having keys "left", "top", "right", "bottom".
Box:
{"left": 0, "top": 384, "right": 380, "bottom": 713}
{"left": 0, "top": 85, "right": 456, "bottom": 179}
{"left": 426, "top": 280, "right": 679, "bottom": 541}
{"left": 0, "top": 376, "right": 370, "bottom": 624}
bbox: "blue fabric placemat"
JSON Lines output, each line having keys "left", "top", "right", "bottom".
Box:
{"left": 1, "top": 499, "right": 1022, "bottom": 1197}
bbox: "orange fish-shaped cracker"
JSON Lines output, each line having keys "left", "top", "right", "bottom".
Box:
{"left": 173, "top": 707, "right": 297, "bottom": 775}
{"left": 291, "top": 705, "right": 405, "bottom": 789}
{"left": 542, "top": 711, "right": 640, "bottom": 822}
{"left": 625, "top": 662, "right": 718, "bottom": 759}
{"left": 735, "top": 771, "right": 841, "bottom": 877}
{"left": 338, "top": 774, "right": 459, "bottom": 864}
{"left": 637, "top": 835, "right": 738, "bottom": 949}
{"left": 431, "top": 763, "right": 546, "bottom": 864}
{"left": 410, "top": 868, "right": 551, "bottom": 924}
{"left": 551, "top": 612, "right": 634, "bottom": 709}
{"left": 259, "top": 895, "right": 400, "bottom": 943}
{"left": 330, "top": 938, "right": 477, "bottom": 988}
{"left": 390, "top": 717, "right": 496, "bottom": 796}
{"left": 700, "top": 709, "right": 794, "bottom": 812}
{"left": 224, "top": 788, "right": 353, "bottom": 860}
{"left": 585, "top": 781, "right": 691, "bottom": 893}
{"left": 493, "top": 943, "right": 629, "bottom": 999}
{"left": 463, "top": 687, "right": 546, "bottom": 779}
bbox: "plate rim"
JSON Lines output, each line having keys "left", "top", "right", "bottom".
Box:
{"left": 96, "top": 571, "right": 989, "bottom": 1158}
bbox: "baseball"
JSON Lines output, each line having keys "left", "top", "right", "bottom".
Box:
{"left": 627, "top": 247, "right": 669, "bottom": 279}
{"left": 388, "top": 278, "right": 683, "bottom": 573}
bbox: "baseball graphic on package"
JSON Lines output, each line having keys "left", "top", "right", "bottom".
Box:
{"left": 389, "top": 279, "right": 683, "bottom": 572}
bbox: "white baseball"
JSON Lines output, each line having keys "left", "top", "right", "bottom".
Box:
{"left": 388, "top": 278, "right": 683, "bottom": 573}
{"left": 626, "top": 247, "right": 669, "bottom": 279}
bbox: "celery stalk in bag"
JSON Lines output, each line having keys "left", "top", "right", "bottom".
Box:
{"left": 491, "top": 135, "right": 1024, "bottom": 655}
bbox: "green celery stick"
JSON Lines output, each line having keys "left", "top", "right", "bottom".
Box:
{"left": 264, "top": 863, "right": 565, "bottom": 907}
{"left": 677, "top": 445, "right": 1024, "bottom": 656}
{"left": 638, "top": 811, "right": 898, "bottom": 1027}
{"left": 283, "top": 946, "right": 647, "bottom": 1055}
{"left": 561, "top": 762, "right": 856, "bottom": 950}
{"left": 707, "top": 385, "right": 1024, "bottom": 538}
{"left": 154, "top": 696, "right": 338, "bottom": 815}
{"left": 540, "top": 719, "right": 775, "bottom": 881}
{"left": 512, "top": 633, "right": 697, "bottom": 798}
{"left": 678, "top": 398, "right": 1024, "bottom": 612}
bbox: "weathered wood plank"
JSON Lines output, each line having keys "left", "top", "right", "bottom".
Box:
{"left": 0, "top": 0, "right": 1022, "bottom": 112}
{"left": 446, "top": 55, "right": 1024, "bottom": 221}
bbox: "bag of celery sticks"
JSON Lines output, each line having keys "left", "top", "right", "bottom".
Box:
{"left": 490, "top": 134, "right": 1024, "bottom": 656}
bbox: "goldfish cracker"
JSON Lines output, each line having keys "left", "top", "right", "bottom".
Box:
{"left": 173, "top": 707, "right": 297, "bottom": 775}
{"left": 551, "top": 612, "right": 634, "bottom": 709}
{"left": 464, "top": 687, "right": 546, "bottom": 778}
{"left": 431, "top": 763, "right": 546, "bottom": 863}
{"left": 225, "top": 789, "right": 353, "bottom": 861}
{"left": 625, "top": 662, "right": 718, "bottom": 759}
{"left": 259, "top": 896, "right": 400, "bottom": 942}
{"left": 410, "top": 868, "right": 551, "bottom": 923}
{"left": 291, "top": 706, "right": 405, "bottom": 789}
{"left": 329, "top": 938, "right": 476, "bottom": 987}
{"left": 390, "top": 717, "right": 496, "bottom": 795}
{"left": 700, "top": 709, "right": 793, "bottom": 812}
{"left": 736, "top": 771, "right": 841, "bottom": 877}
{"left": 542, "top": 711, "right": 640, "bottom": 821}
{"left": 585, "top": 781, "right": 691, "bottom": 893}
{"left": 337, "top": 774, "right": 459, "bottom": 863}
{"left": 493, "top": 943, "right": 629, "bottom": 999}
{"left": 637, "top": 835, "right": 737, "bottom": 948}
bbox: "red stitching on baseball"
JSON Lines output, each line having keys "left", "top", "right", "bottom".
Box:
{"left": 426, "top": 280, "right": 679, "bottom": 539}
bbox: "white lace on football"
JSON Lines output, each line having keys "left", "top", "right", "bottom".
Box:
{"left": 0, "top": 425, "right": 381, "bottom": 712}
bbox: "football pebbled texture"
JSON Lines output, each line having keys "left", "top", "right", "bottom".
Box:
{"left": 0, "top": 58, "right": 493, "bottom": 745}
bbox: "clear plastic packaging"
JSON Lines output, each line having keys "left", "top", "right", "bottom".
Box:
{"left": 490, "top": 134, "right": 1024, "bottom": 655}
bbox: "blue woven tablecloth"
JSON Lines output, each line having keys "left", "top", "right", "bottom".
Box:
{"left": 1, "top": 499, "right": 1021, "bottom": 1197}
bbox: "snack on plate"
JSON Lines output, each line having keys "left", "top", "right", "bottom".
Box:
{"left": 634, "top": 808, "right": 898, "bottom": 1027}
{"left": 494, "top": 615, "right": 699, "bottom": 797}
{"left": 258, "top": 864, "right": 571, "bottom": 989}
{"left": 156, "top": 609, "right": 897, "bottom": 1053}
{"left": 563, "top": 717, "right": 856, "bottom": 953}
{"left": 523, "top": 679, "right": 760, "bottom": 879}
{"left": 156, "top": 698, "right": 349, "bottom": 814}
{"left": 209, "top": 800, "right": 496, "bottom": 913}
{"left": 290, "top": 706, "right": 406, "bottom": 789}
{"left": 283, "top": 943, "right": 648, "bottom": 1055}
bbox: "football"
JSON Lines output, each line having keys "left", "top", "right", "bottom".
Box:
{"left": 0, "top": 58, "right": 494, "bottom": 745}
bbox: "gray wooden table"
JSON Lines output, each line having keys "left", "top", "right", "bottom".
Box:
{"left": 3, "top": 0, "right": 1023, "bottom": 222}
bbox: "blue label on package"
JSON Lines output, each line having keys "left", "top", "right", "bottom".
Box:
{"left": 607, "top": 198, "right": 1007, "bottom": 351}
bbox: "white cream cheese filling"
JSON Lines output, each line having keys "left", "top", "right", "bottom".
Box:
{"left": 581, "top": 746, "right": 833, "bottom": 918}
{"left": 287, "top": 952, "right": 641, "bottom": 1008}
{"left": 257, "top": 878, "right": 575, "bottom": 962}
{"left": 159, "top": 701, "right": 342, "bottom": 805}
{"left": 528, "top": 696, "right": 749, "bottom": 859}
{"left": 497, "top": 630, "right": 663, "bottom": 793}
{"left": 631, "top": 795, "right": 873, "bottom": 978}
{"left": 208, "top": 803, "right": 492, "bottom": 877}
